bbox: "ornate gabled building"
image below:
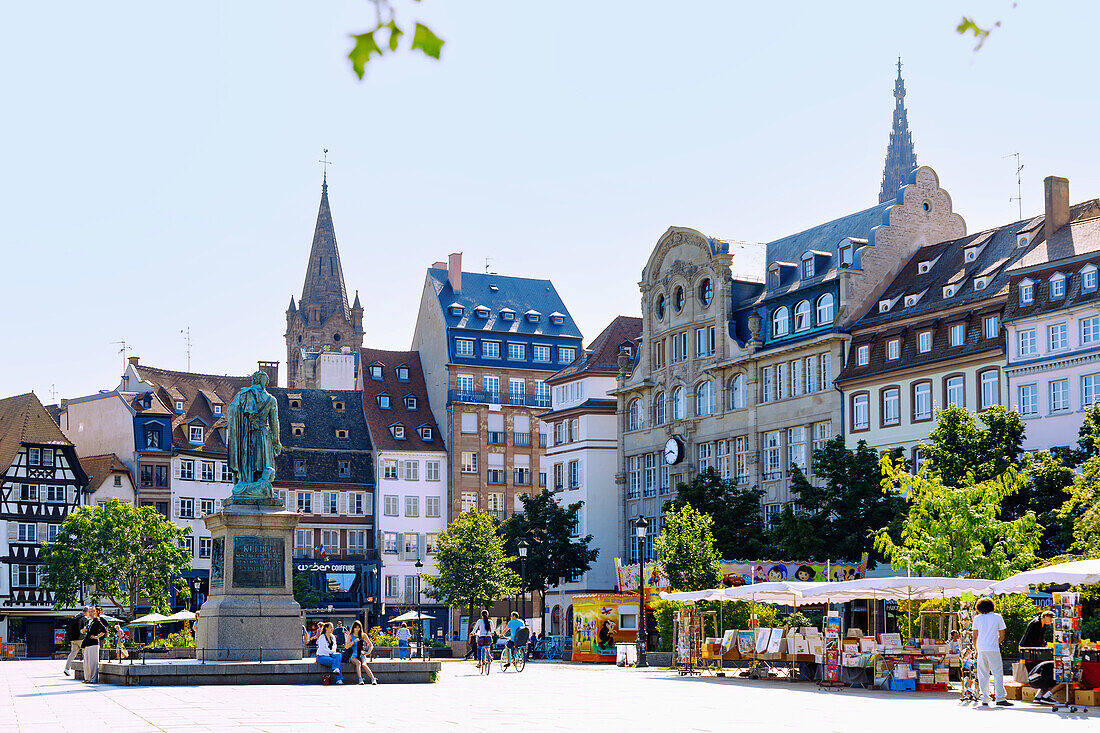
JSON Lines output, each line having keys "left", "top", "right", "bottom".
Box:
{"left": 286, "top": 175, "right": 364, "bottom": 388}
{"left": 879, "top": 59, "right": 918, "bottom": 204}
{"left": 0, "top": 392, "right": 89, "bottom": 657}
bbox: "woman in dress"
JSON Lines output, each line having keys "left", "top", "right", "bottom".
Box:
{"left": 344, "top": 621, "right": 377, "bottom": 685}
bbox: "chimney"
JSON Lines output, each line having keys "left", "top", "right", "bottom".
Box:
{"left": 257, "top": 361, "right": 280, "bottom": 388}
{"left": 432, "top": 261, "right": 447, "bottom": 269}
{"left": 447, "top": 252, "right": 463, "bottom": 293}
{"left": 1044, "top": 176, "right": 1070, "bottom": 242}
{"left": 128, "top": 356, "right": 140, "bottom": 366}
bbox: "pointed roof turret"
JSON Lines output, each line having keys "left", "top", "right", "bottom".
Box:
{"left": 299, "top": 177, "right": 350, "bottom": 323}
{"left": 878, "top": 58, "right": 918, "bottom": 204}
{"left": 352, "top": 290, "right": 362, "bottom": 310}
{"left": 288, "top": 296, "right": 297, "bottom": 312}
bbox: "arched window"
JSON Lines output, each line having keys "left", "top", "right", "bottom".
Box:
{"left": 698, "top": 278, "right": 713, "bottom": 306}
{"left": 671, "top": 387, "right": 685, "bottom": 420}
{"left": 729, "top": 374, "right": 746, "bottom": 410}
{"left": 772, "top": 306, "right": 790, "bottom": 337}
{"left": 674, "top": 286, "right": 685, "bottom": 312}
{"left": 695, "top": 381, "right": 715, "bottom": 416}
{"left": 794, "top": 300, "right": 811, "bottom": 331}
{"left": 628, "top": 399, "right": 643, "bottom": 431}
{"left": 653, "top": 393, "right": 665, "bottom": 425}
{"left": 816, "top": 293, "right": 835, "bottom": 324}
{"left": 655, "top": 295, "right": 666, "bottom": 320}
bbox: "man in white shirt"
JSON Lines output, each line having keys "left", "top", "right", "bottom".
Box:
{"left": 971, "top": 598, "right": 1013, "bottom": 707}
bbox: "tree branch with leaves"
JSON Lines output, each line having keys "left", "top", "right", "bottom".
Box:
{"left": 348, "top": 0, "right": 445, "bottom": 79}
{"left": 425, "top": 510, "right": 520, "bottom": 625}
{"left": 655, "top": 504, "right": 722, "bottom": 592}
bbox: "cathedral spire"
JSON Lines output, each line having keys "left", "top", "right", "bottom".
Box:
{"left": 878, "top": 57, "right": 918, "bottom": 204}
{"left": 299, "top": 176, "right": 350, "bottom": 324}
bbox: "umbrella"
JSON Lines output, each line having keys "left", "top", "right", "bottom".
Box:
{"left": 716, "top": 581, "right": 830, "bottom": 605}
{"left": 800, "top": 576, "right": 994, "bottom": 603}
{"left": 990, "top": 559, "right": 1100, "bottom": 594}
{"left": 99, "top": 614, "right": 125, "bottom": 624}
{"left": 389, "top": 610, "right": 433, "bottom": 622}
{"left": 126, "top": 613, "right": 172, "bottom": 627}
{"left": 163, "top": 610, "right": 197, "bottom": 622}
{"left": 659, "top": 589, "right": 727, "bottom": 603}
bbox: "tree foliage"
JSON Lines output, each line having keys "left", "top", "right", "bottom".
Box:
{"left": 500, "top": 489, "right": 597, "bottom": 593}
{"left": 873, "top": 455, "right": 1041, "bottom": 580}
{"left": 293, "top": 570, "right": 333, "bottom": 610}
{"left": 665, "top": 468, "right": 770, "bottom": 559}
{"left": 1060, "top": 455, "right": 1100, "bottom": 558}
{"left": 348, "top": 1, "right": 444, "bottom": 79}
{"left": 1014, "top": 450, "right": 1076, "bottom": 557}
{"left": 40, "top": 498, "right": 192, "bottom": 617}
{"left": 425, "top": 510, "right": 520, "bottom": 619}
{"left": 655, "top": 504, "right": 722, "bottom": 592}
{"left": 774, "top": 438, "right": 906, "bottom": 568}
{"left": 921, "top": 405, "right": 1024, "bottom": 487}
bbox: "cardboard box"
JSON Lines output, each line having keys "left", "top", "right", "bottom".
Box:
{"left": 1021, "top": 687, "right": 1038, "bottom": 702}
{"left": 1074, "top": 689, "right": 1097, "bottom": 706}
{"left": 847, "top": 628, "right": 864, "bottom": 639}
{"left": 1004, "top": 682, "right": 1023, "bottom": 700}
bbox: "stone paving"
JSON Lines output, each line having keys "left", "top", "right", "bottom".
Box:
{"left": 0, "top": 658, "right": 1094, "bottom": 732}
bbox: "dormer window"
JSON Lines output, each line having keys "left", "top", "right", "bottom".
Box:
{"left": 175, "top": 401, "right": 184, "bottom": 413}
{"left": 887, "top": 339, "right": 900, "bottom": 360}
{"left": 856, "top": 345, "right": 870, "bottom": 366}
{"left": 917, "top": 255, "right": 940, "bottom": 274}
{"left": 500, "top": 309, "right": 515, "bottom": 322}
{"left": 189, "top": 426, "right": 204, "bottom": 444}
{"left": 449, "top": 303, "right": 464, "bottom": 317}
{"left": 391, "top": 424, "right": 406, "bottom": 440}
{"left": 333, "top": 400, "right": 345, "bottom": 411}
{"left": 974, "top": 278, "right": 989, "bottom": 292}
{"left": 475, "top": 306, "right": 490, "bottom": 318}
{"left": 369, "top": 364, "right": 383, "bottom": 380}
{"left": 142, "top": 394, "right": 152, "bottom": 409}
{"left": 1017, "top": 234, "right": 1030, "bottom": 249}
{"left": 904, "top": 291, "right": 926, "bottom": 308}
{"left": 772, "top": 306, "right": 790, "bottom": 337}
{"left": 943, "top": 285, "right": 957, "bottom": 299}
{"left": 1019, "top": 280, "right": 1034, "bottom": 305}
{"left": 839, "top": 245, "right": 853, "bottom": 268}
{"left": 419, "top": 426, "right": 433, "bottom": 441}
{"left": 292, "top": 423, "right": 304, "bottom": 436}
{"left": 213, "top": 405, "right": 222, "bottom": 416}
{"left": 526, "top": 310, "right": 541, "bottom": 323}
{"left": 1050, "top": 274, "right": 1066, "bottom": 299}
{"left": 918, "top": 331, "right": 932, "bottom": 353}
{"left": 378, "top": 394, "right": 391, "bottom": 409}
{"left": 964, "top": 240, "right": 988, "bottom": 262}
{"left": 769, "top": 265, "right": 780, "bottom": 288}
{"left": 396, "top": 366, "right": 410, "bottom": 382}
{"left": 878, "top": 296, "right": 900, "bottom": 313}
{"left": 1083, "top": 266, "right": 1098, "bottom": 293}
{"left": 801, "top": 256, "right": 815, "bottom": 280}
{"left": 290, "top": 399, "right": 301, "bottom": 409}
{"left": 404, "top": 395, "right": 417, "bottom": 410}
{"left": 550, "top": 312, "right": 566, "bottom": 325}
{"left": 336, "top": 429, "right": 348, "bottom": 439}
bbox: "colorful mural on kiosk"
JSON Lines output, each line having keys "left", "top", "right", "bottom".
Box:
{"left": 615, "top": 558, "right": 865, "bottom": 599}
{"left": 571, "top": 593, "right": 640, "bottom": 663}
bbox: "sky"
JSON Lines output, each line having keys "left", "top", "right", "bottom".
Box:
{"left": 3, "top": 1, "right": 1099, "bottom": 401}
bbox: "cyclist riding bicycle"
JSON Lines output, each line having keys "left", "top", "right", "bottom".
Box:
{"left": 474, "top": 609, "right": 494, "bottom": 670}
{"left": 503, "top": 611, "right": 526, "bottom": 669}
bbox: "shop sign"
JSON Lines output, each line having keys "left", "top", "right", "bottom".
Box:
{"left": 296, "top": 563, "right": 357, "bottom": 573}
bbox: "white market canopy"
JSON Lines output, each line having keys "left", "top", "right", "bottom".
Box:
{"left": 126, "top": 613, "right": 172, "bottom": 627}
{"left": 661, "top": 581, "right": 829, "bottom": 605}
{"left": 990, "top": 559, "right": 1100, "bottom": 594}
{"left": 389, "top": 610, "right": 434, "bottom": 622}
{"left": 659, "top": 589, "right": 727, "bottom": 603}
{"left": 800, "top": 576, "right": 994, "bottom": 603}
{"left": 163, "top": 610, "right": 197, "bottom": 622}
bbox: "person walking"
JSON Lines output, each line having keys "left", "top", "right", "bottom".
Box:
{"left": 344, "top": 621, "right": 377, "bottom": 685}
{"left": 315, "top": 622, "right": 343, "bottom": 685}
{"left": 81, "top": 607, "right": 109, "bottom": 684}
{"left": 334, "top": 620, "right": 347, "bottom": 649}
{"left": 395, "top": 622, "right": 411, "bottom": 660}
{"left": 62, "top": 611, "right": 86, "bottom": 676}
{"left": 115, "top": 623, "right": 128, "bottom": 661}
{"left": 972, "top": 597, "right": 1013, "bottom": 707}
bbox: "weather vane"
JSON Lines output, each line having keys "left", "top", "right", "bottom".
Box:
{"left": 319, "top": 148, "right": 332, "bottom": 181}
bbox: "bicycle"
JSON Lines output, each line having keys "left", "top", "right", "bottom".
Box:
{"left": 478, "top": 641, "right": 492, "bottom": 675}
{"left": 500, "top": 629, "right": 529, "bottom": 672}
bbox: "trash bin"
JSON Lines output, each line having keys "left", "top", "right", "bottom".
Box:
{"left": 616, "top": 643, "right": 637, "bottom": 666}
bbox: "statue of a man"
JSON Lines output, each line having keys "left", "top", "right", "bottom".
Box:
{"left": 226, "top": 370, "right": 282, "bottom": 504}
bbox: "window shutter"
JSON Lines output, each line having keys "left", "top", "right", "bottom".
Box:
{"left": 67, "top": 486, "right": 77, "bottom": 505}
{"left": 578, "top": 458, "right": 584, "bottom": 488}
{"left": 340, "top": 492, "right": 348, "bottom": 515}
{"left": 310, "top": 491, "right": 317, "bottom": 513}
{"left": 397, "top": 532, "right": 405, "bottom": 560}
{"left": 7, "top": 522, "right": 16, "bottom": 542}
{"left": 172, "top": 464, "right": 181, "bottom": 479}
{"left": 417, "top": 533, "right": 425, "bottom": 561}
{"left": 37, "top": 522, "right": 48, "bottom": 542}
{"left": 214, "top": 498, "right": 223, "bottom": 513}
{"left": 173, "top": 497, "right": 181, "bottom": 519}
{"left": 276, "top": 490, "right": 285, "bottom": 506}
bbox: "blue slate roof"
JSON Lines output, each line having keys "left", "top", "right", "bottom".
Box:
{"left": 427, "top": 268, "right": 583, "bottom": 338}
{"left": 765, "top": 201, "right": 892, "bottom": 265}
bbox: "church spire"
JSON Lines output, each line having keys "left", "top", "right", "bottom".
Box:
{"left": 878, "top": 58, "right": 918, "bottom": 204}
{"left": 299, "top": 176, "right": 350, "bottom": 324}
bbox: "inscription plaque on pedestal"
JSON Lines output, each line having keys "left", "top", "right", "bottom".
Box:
{"left": 232, "top": 535, "right": 284, "bottom": 588}
{"left": 211, "top": 537, "right": 224, "bottom": 589}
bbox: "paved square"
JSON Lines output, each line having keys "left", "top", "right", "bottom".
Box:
{"left": 1, "top": 659, "right": 1092, "bottom": 732}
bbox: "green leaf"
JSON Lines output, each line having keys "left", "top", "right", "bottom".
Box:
{"left": 386, "top": 20, "right": 404, "bottom": 52}
{"left": 410, "top": 22, "right": 444, "bottom": 60}
{"left": 348, "top": 30, "right": 385, "bottom": 80}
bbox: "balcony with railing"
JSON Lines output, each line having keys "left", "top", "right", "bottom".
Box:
{"left": 448, "top": 389, "right": 551, "bottom": 408}
{"left": 513, "top": 468, "right": 532, "bottom": 486}
{"left": 294, "top": 547, "right": 379, "bottom": 561}
{"left": 487, "top": 469, "right": 506, "bottom": 485}
{"left": 514, "top": 432, "right": 532, "bottom": 446}
{"left": 539, "top": 434, "right": 548, "bottom": 447}
{"left": 488, "top": 431, "right": 506, "bottom": 445}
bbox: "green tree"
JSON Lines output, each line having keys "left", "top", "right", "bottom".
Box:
{"left": 921, "top": 405, "right": 1024, "bottom": 488}
{"left": 655, "top": 504, "right": 722, "bottom": 592}
{"left": 500, "top": 489, "right": 598, "bottom": 596}
{"left": 293, "top": 570, "right": 333, "bottom": 610}
{"left": 1060, "top": 455, "right": 1100, "bottom": 557}
{"left": 1072, "top": 403, "right": 1100, "bottom": 464}
{"left": 40, "top": 498, "right": 192, "bottom": 618}
{"left": 425, "top": 510, "right": 520, "bottom": 624}
{"left": 665, "top": 468, "right": 771, "bottom": 559}
{"left": 774, "top": 438, "right": 907, "bottom": 568}
{"left": 873, "top": 456, "right": 1041, "bottom": 579}
{"left": 1014, "top": 451, "right": 1076, "bottom": 557}
{"left": 347, "top": 1, "right": 444, "bottom": 79}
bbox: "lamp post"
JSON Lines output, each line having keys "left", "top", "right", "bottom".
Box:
{"left": 634, "top": 515, "right": 649, "bottom": 668}
{"left": 414, "top": 557, "right": 424, "bottom": 659}
{"left": 370, "top": 567, "right": 378, "bottom": 630}
{"left": 518, "top": 539, "right": 529, "bottom": 624}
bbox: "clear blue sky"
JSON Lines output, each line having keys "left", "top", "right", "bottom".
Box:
{"left": 3, "top": 1, "right": 1099, "bottom": 400}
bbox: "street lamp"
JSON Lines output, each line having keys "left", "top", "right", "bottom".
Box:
{"left": 634, "top": 515, "right": 649, "bottom": 668}
{"left": 518, "top": 539, "right": 529, "bottom": 624}
{"left": 370, "top": 567, "right": 378, "bottom": 630}
{"left": 414, "top": 557, "right": 423, "bottom": 659}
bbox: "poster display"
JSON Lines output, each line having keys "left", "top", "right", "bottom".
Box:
{"left": 571, "top": 593, "right": 639, "bottom": 663}
{"left": 615, "top": 559, "right": 669, "bottom": 604}
{"left": 721, "top": 560, "right": 864, "bottom": 586}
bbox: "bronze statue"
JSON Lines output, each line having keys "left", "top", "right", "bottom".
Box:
{"left": 226, "top": 370, "right": 282, "bottom": 504}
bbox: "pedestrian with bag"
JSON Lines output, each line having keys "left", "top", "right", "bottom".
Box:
{"left": 315, "top": 622, "right": 344, "bottom": 685}
{"left": 62, "top": 611, "right": 85, "bottom": 676}
{"left": 81, "top": 606, "right": 109, "bottom": 684}
{"left": 344, "top": 621, "right": 377, "bottom": 685}
{"left": 971, "top": 597, "right": 1013, "bottom": 707}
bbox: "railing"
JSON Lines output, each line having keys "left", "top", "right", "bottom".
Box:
{"left": 539, "top": 435, "right": 548, "bottom": 447}
{"left": 294, "top": 547, "right": 379, "bottom": 560}
{"left": 514, "top": 469, "right": 532, "bottom": 486}
{"left": 448, "top": 390, "right": 551, "bottom": 408}
{"left": 487, "top": 431, "right": 505, "bottom": 445}
{"left": 554, "top": 482, "right": 564, "bottom": 492}
{"left": 514, "top": 432, "right": 532, "bottom": 446}
{"left": 487, "top": 469, "right": 506, "bottom": 485}
{"left": 487, "top": 509, "right": 506, "bottom": 521}
{"left": 539, "top": 473, "right": 547, "bottom": 487}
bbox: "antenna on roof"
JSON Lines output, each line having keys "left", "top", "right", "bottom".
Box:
{"left": 110, "top": 340, "right": 131, "bottom": 373}
{"left": 181, "top": 326, "right": 192, "bottom": 371}
{"left": 49, "top": 384, "right": 57, "bottom": 403}
{"left": 1004, "top": 152, "right": 1023, "bottom": 220}
{"left": 484, "top": 257, "right": 494, "bottom": 274}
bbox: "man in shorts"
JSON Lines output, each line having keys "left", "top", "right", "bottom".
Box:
{"left": 503, "top": 611, "right": 525, "bottom": 669}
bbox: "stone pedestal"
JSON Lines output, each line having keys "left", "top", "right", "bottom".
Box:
{"left": 195, "top": 505, "right": 302, "bottom": 661}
